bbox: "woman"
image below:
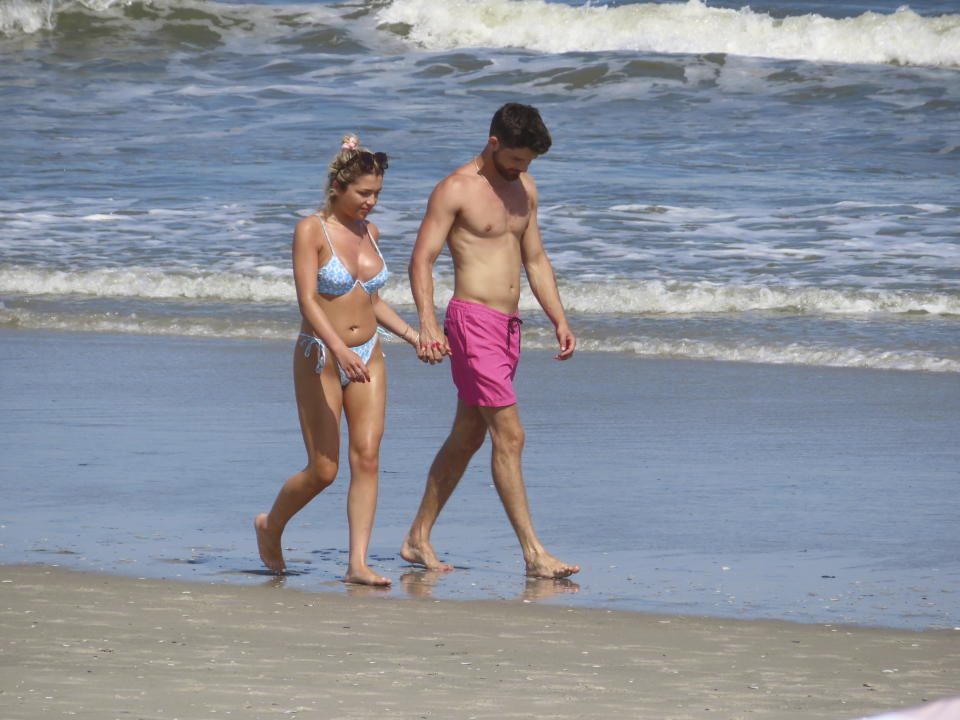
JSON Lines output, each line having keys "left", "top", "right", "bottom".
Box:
{"left": 255, "top": 135, "right": 419, "bottom": 585}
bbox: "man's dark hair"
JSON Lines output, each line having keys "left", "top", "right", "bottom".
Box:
{"left": 489, "top": 103, "right": 552, "bottom": 154}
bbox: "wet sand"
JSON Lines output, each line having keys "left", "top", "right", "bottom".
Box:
{"left": 2, "top": 564, "right": 958, "bottom": 720}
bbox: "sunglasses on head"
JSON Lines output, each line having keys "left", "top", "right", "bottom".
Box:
{"left": 351, "top": 151, "right": 388, "bottom": 172}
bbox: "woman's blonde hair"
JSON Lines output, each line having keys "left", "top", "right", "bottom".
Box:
{"left": 322, "top": 134, "right": 389, "bottom": 211}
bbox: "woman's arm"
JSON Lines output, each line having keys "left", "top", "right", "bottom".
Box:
{"left": 371, "top": 293, "right": 419, "bottom": 347}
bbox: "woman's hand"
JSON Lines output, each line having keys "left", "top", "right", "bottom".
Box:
{"left": 333, "top": 347, "right": 370, "bottom": 383}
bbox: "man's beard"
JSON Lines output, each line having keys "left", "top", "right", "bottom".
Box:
{"left": 492, "top": 151, "right": 521, "bottom": 181}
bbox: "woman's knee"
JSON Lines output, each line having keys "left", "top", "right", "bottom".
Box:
{"left": 304, "top": 457, "right": 338, "bottom": 491}
{"left": 348, "top": 442, "right": 381, "bottom": 477}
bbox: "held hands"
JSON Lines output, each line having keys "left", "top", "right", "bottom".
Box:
{"left": 416, "top": 325, "right": 451, "bottom": 365}
{"left": 555, "top": 324, "right": 576, "bottom": 361}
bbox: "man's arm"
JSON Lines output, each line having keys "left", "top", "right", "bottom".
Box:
{"left": 519, "top": 178, "right": 576, "bottom": 360}
{"left": 409, "top": 176, "right": 460, "bottom": 364}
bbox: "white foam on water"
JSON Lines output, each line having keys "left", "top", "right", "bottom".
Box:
{"left": 557, "top": 280, "right": 960, "bottom": 316}
{"left": 522, "top": 328, "right": 960, "bottom": 373}
{"left": 4, "top": 302, "right": 954, "bottom": 373}
{"left": 0, "top": 0, "right": 341, "bottom": 51}
{"left": 0, "top": 265, "right": 296, "bottom": 302}
{"left": 0, "top": 0, "right": 54, "bottom": 34}
{"left": 3, "top": 265, "right": 958, "bottom": 317}
{"left": 377, "top": 0, "right": 960, "bottom": 68}
{"left": 0, "top": 305, "right": 294, "bottom": 340}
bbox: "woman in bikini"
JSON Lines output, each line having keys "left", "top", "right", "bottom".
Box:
{"left": 255, "top": 135, "right": 419, "bottom": 586}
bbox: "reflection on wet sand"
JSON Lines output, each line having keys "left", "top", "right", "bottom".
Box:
{"left": 399, "top": 568, "right": 580, "bottom": 602}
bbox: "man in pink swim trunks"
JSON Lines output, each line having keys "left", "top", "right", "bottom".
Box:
{"left": 400, "top": 103, "right": 579, "bottom": 580}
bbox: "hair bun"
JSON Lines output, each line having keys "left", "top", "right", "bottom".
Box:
{"left": 340, "top": 134, "right": 360, "bottom": 152}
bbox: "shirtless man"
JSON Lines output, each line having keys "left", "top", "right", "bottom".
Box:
{"left": 400, "top": 103, "right": 580, "bottom": 580}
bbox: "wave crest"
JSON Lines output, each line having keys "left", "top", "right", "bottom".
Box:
{"left": 559, "top": 280, "right": 960, "bottom": 317}
{"left": 376, "top": 0, "right": 960, "bottom": 68}
{"left": 3, "top": 266, "right": 958, "bottom": 318}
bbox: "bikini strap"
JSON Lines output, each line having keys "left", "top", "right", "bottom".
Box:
{"left": 314, "top": 214, "right": 337, "bottom": 255}
{"left": 363, "top": 220, "right": 384, "bottom": 259}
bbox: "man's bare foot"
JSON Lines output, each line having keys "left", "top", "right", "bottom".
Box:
{"left": 343, "top": 566, "right": 392, "bottom": 586}
{"left": 400, "top": 537, "right": 454, "bottom": 571}
{"left": 525, "top": 552, "right": 580, "bottom": 579}
{"left": 254, "top": 514, "right": 285, "bottom": 574}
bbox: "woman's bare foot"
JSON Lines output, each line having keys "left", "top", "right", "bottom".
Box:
{"left": 343, "top": 565, "right": 392, "bottom": 586}
{"left": 525, "top": 552, "right": 580, "bottom": 579}
{"left": 400, "top": 536, "right": 454, "bottom": 571}
{"left": 254, "top": 514, "right": 286, "bottom": 574}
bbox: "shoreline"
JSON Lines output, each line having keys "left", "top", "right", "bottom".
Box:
{"left": 2, "top": 328, "right": 958, "bottom": 631}
{"left": 2, "top": 563, "right": 958, "bottom": 720}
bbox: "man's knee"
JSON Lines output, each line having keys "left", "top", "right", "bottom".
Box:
{"left": 489, "top": 422, "right": 524, "bottom": 455}
{"left": 447, "top": 422, "right": 486, "bottom": 457}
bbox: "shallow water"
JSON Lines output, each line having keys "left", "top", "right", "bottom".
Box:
{"left": 2, "top": 331, "right": 957, "bottom": 629}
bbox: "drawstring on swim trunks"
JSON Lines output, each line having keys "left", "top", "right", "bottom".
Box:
{"left": 507, "top": 316, "right": 523, "bottom": 350}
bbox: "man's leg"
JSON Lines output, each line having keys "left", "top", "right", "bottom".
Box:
{"left": 401, "top": 399, "right": 487, "bottom": 570}
{"left": 479, "top": 404, "right": 580, "bottom": 579}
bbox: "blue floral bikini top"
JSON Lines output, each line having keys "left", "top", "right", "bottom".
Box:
{"left": 314, "top": 215, "right": 389, "bottom": 296}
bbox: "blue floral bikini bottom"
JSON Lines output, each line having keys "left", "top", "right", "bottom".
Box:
{"left": 297, "top": 333, "right": 380, "bottom": 386}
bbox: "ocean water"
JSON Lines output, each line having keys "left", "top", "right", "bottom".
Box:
{"left": 2, "top": 0, "right": 958, "bottom": 372}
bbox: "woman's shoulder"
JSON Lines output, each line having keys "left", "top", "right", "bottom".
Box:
{"left": 294, "top": 212, "right": 325, "bottom": 241}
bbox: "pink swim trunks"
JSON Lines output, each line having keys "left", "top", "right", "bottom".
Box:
{"left": 444, "top": 297, "right": 523, "bottom": 408}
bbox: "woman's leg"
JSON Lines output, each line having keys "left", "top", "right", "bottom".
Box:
{"left": 340, "top": 342, "right": 390, "bottom": 585}
{"left": 255, "top": 344, "right": 343, "bottom": 573}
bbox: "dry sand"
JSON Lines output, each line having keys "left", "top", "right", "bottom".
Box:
{"left": 1, "top": 565, "right": 957, "bottom": 719}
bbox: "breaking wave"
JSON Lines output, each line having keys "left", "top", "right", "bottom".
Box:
{"left": 377, "top": 0, "right": 960, "bottom": 68}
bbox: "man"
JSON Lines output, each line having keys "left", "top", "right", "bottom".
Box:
{"left": 401, "top": 103, "right": 580, "bottom": 579}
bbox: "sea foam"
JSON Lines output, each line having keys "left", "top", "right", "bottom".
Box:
{"left": 2, "top": 265, "right": 958, "bottom": 317}
{"left": 377, "top": 0, "right": 960, "bottom": 68}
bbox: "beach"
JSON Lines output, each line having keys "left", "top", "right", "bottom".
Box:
{"left": 2, "top": 564, "right": 958, "bottom": 720}
{"left": 3, "top": 0, "right": 960, "bottom": 715}
{"left": 1, "top": 319, "right": 958, "bottom": 720}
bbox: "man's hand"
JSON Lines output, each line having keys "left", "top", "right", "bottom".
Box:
{"left": 555, "top": 325, "right": 576, "bottom": 361}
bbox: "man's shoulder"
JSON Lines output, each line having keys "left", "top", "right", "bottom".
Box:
{"left": 431, "top": 164, "right": 483, "bottom": 204}
{"left": 438, "top": 162, "right": 480, "bottom": 188}
{"left": 518, "top": 171, "right": 538, "bottom": 193}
